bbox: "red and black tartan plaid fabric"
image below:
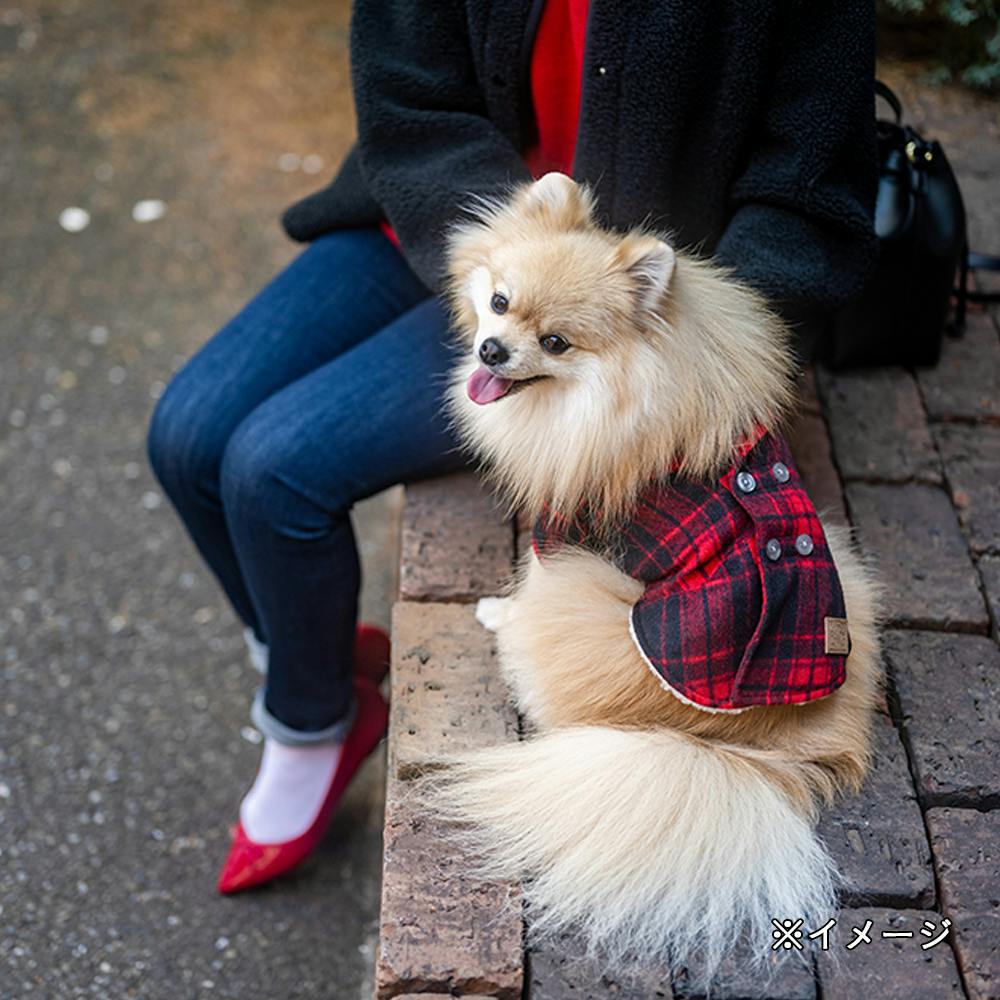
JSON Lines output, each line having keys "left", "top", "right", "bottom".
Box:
{"left": 531, "top": 432, "right": 849, "bottom": 713}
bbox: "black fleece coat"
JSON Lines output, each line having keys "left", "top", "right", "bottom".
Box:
{"left": 282, "top": 0, "right": 878, "bottom": 333}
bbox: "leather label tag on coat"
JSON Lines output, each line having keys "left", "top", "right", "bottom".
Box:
{"left": 825, "top": 617, "right": 851, "bottom": 655}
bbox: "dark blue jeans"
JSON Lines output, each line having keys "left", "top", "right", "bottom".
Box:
{"left": 147, "top": 229, "right": 469, "bottom": 741}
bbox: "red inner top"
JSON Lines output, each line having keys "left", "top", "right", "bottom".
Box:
{"left": 523, "top": 0, "right": 590, "bottom": 177}
{"left": 381, "top": 0, "right": 590, "bottom": 250}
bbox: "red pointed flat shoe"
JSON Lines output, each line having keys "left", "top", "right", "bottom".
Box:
{"left": 217, "top": 676, "right": 389, "bottom": 894}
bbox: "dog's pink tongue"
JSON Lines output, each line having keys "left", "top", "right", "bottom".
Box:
{"left": 467, "top": 365, "right": 513, "bottom": 405}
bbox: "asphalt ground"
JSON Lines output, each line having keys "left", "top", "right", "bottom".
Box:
{"left": 1, "top": 2, "right": 393, "bottom": 997}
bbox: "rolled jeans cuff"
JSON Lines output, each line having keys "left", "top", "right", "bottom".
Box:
{"left": 250, "top": 687, "right": 356, "bottom": 746}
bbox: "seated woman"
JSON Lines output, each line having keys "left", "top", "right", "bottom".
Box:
{"left": 146, "top": 0, "right": 878, "bottom": 893}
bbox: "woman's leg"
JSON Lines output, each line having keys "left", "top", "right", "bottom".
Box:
{"left": 217, "top": 295, "right": 469, "bottom": 743}
{"left": 146, "top": 229, "right": 430, "bottom": 638}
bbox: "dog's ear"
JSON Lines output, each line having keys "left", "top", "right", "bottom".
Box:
{"left": 516, "top": 172, "right": 593, "bottom": 230}
{"left": 614, "top": 234, "right": 676, "bottom": 311}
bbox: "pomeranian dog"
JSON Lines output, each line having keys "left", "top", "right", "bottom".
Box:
{"left": 435, "top": 173, "right": 882, "bottom": 981}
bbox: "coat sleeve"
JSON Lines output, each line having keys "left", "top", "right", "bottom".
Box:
{"left": 348, "top": 0, "right": 533, "bottom": 293}
{"left": 712, "top": 0, "right": 879, "bottom": 321}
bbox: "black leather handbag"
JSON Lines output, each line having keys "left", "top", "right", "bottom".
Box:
{"left": 827, "top": 81, "right": 998, "bottom": 369}
{"left": 828, "top": 82, "right": 963, "bottom": 368}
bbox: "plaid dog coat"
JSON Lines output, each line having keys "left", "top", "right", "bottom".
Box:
{"left": 531, "top": 432, "right": 850, "bottom": 714}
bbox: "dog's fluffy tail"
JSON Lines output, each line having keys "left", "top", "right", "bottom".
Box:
{"left": 432, "top": 725, "right": 835, "bottom": 981}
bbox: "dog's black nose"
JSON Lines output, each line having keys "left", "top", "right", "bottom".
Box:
{"left": 478, "top": 337, "right": 510, "bottom": 368}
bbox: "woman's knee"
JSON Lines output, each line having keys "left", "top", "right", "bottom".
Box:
{"left": 146, "top": 370, "right": 227, "bottom": 502}
{"left": 218, "top": 411, "right": 349, "bottom": 543}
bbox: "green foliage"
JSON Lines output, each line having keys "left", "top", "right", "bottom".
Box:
{"left": 878, "top": 0, "right": 1000, "bottom": 90}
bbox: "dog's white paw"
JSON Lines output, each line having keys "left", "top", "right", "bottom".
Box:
{"left": 476, "top": 596, "right": 510, "bottom": 632}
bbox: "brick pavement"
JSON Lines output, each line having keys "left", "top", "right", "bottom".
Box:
{"left": 379, "top": 296, "right": 1000, "bottom": 998}
{"left": 379, "top": 205, "right": 1000, "bottom": 1000}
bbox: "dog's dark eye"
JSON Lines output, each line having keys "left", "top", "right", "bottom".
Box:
{"left": 490, "top": 292, "right": 509, "bottom": 315}
{"left": 539, "top": 333, "right": 570, "bottom": 355}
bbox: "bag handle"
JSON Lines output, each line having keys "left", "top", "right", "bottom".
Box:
{"left": 968, "top": 251, "right": 1000, "bottom": 275}
{"left": 875, "top": 80, "right": 903, "bottom": 124}
{"left": 952, "top": 249, "right": 1000, "bottom": 336}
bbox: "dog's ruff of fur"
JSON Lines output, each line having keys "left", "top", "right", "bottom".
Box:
{"left": 432, "top": 173, "right": 882, "bottom": 985}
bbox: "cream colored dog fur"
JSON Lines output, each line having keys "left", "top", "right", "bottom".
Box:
{"left": 434, "top": 173, "right": 882, "bottom": 983}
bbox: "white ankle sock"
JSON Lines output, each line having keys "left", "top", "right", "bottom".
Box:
{"left": 239, "top": 737, "right": 344, "bottom": 843}
{"left": 242, "top": 627, "right": 269, "bottom": 675}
